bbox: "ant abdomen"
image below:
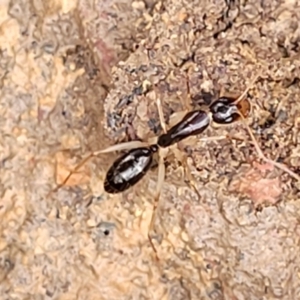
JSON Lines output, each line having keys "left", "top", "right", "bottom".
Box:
{"left": 104, "top": 145, "right": 158, "bottom": 193}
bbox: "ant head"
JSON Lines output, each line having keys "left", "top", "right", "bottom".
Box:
{"left": 210, "top": 97, "right": 240, "bottom": 124}
{"left": 210, "top": 96, "right": 251, "bottom": 125}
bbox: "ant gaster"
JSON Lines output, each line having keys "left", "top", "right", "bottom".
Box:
{"left": 52, "top": 72, "right": 300, "bottom": 260}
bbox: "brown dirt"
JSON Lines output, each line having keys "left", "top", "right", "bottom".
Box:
{"left": 1, "top": 0, "right": 300, "bottom": 299}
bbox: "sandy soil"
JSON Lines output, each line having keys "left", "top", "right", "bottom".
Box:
{"left": 1, "top": 0, "right": 300, "bottom": 299}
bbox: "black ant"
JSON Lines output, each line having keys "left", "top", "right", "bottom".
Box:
{"left": 52, "top": 72, "right": 300, "bottom": 260}
{"left": 103, "top": 94, "right": 251, "bottom": 194}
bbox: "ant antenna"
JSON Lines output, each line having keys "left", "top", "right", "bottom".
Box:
{"left": 238, "top": 111, "right": 300, "bottom": 182}
{"left": 236, "top": 72, "right": 300, "bottom": 182}
{"left": 233, "top": 71, "right": 262, "bottom": 105}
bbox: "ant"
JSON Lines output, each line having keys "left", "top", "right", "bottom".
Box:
{"left": 103, "top": 94, "right": 252, "bottom": 194}
{"left": 52, "top": 72, "right": 300, "bottom": 260}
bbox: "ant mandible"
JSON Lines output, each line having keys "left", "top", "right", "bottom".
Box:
{"left": 52, "top": 71, "right": 300, "bottom": 260}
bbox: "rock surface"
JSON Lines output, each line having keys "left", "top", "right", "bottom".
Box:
{"left": 1, "top": 0, "right": 300, "bottom": 299}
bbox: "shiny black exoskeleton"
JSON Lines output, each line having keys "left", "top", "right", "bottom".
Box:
{"left": 104, "top": 95, "right": 250, "bottom": 193}
{"left": 209, "top": 96, "right": 250, "bottom": 125}
{"left": 209, "top": 97, "right": 239, "bottom": 124}
{"left": 104, "top": 111, "right": 211, "bottom": 193}
{"left": 157, "top": 110, "right": 210, "bottom": 148}
{"left": 104, "top": 145, "right": 158, "bottom": 193}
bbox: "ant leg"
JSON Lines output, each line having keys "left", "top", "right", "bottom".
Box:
{"left": 183, "top": 70, "right": 194, "bottom": 111}
{"left": 148, "top": 152, "right": 166, "bottom": 260}
{"left": 183, "top": 158, "right": 201, "bottom": 199}
{"left": 197, "top": 134, "right": 246, "bottom": 143}
{"left": 172, "top": 147, "right": 201, "bottom": 200}
{"left": 156, "top": 97, "right": 167, "bottom": 134}
{"left": 238, "top": 113, "right": 300, "bottom": 182}
{"left": 233, "top": 71, "right": 262, "bottom": 105}
{"left": 230, "top": 71, "right": 299, "bottom": 181}
{"left": 198, "top": 135, "right": 230, "bottom": 143}
{"left": 152, "top": 83, "right": 168, "bottom": 134}
{"left": 158, "top": 71, "right": 193, "bottom": 130}
{"left": 94, "top": 140, "right": 149, "bottom": 154}
{"left": 51, "top": 152, "right": 95, "bottom": 194}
